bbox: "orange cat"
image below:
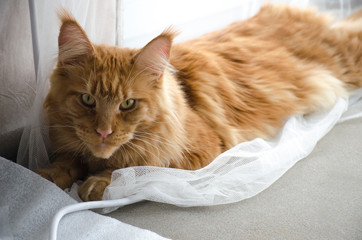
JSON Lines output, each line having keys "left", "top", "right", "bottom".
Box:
{"left": 37, "top": 4, "right": 362, "bottom": 201}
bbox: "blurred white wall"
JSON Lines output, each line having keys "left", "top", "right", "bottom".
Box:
{"left": 120, "top": 0, "right": 311, "bottom": 48}
{"left": 119, "top": 0, "right": 362, "bottom": 48}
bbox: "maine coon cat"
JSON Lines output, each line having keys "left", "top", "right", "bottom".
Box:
{"left": 37, "top": 4, "right": 362, "bottom": 201}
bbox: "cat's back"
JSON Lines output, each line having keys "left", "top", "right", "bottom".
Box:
{"left": 169, "top": 4, "right": 351, "bottom": 147}
{"left": 171, "top": 4, "right": 338, "bottom": 77}
{"left": 182, "top": 4, "right": 333, "bottom": 46}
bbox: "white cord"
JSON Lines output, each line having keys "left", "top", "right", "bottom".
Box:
{"left": 49, "top": 196, "right": 142, "bottom": 240}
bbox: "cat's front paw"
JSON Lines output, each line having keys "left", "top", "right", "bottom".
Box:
{"left": 36, "top": 167, "right": 73, "bottom": 189}
{"left": 78, "top": 176, "right": 110, "bottom": 201}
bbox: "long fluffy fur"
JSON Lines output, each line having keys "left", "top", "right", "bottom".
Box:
{"left": 38, "top": 4, "right": 362, "bottom": 201}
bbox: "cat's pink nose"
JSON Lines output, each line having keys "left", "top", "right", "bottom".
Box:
{"left": 96, "top": 129, "right": 113, "bottom": 139}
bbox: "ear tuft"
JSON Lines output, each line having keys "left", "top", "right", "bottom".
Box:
{"left": 135, "top": 27, "right": 178, "bottom": 79}
{"left": 57, "top": 9, "right": 93, "bottom": 66}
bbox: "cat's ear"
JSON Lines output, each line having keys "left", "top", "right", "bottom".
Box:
{"left": 135, "top": 28, "right": 176, "bottom": 80}
{"left": 57, "top": 9, "right": 93, "bottom": 66}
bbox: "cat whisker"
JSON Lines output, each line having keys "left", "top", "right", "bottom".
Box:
{"left": 133, "top": 133, "right": 190, "bottom": 160}
{"left": 133, "top": 136, "right": 191, "bottom": 166}
{"left": 125, "top": 142, "right": 148, "bottom": 166}
{"left": 116, "top": 144, "right": 129, "bottom": 167}
{"left": 71, "top": 141, "right": 88, "bottom": 162}
{"left": 51, "top": 140, "right": 83, "bottom": 154}
{"left": 135, "top": 132, "right": 176, "bottom": 145}
{"left": 128, "top": 141, "right": 164, "bottom": 166}
{"left": 132, "top": 136, "right": 191, "bottom": 169}
{"left": 135, "top": 131, "right": 187, "bottom": 149}
{"left": 49, "top": 139, "right": 83, "bottom": 158}
{"left": 132, "top": 136, "right": 166, "bottom": 157}
{"left": 135, "top": 131, "right": 174, "bottom": 143}
{"left": 135, "top": 131, "right": 207, "bottom": 156}
{"left": 133, "top": 133, "right": 182, "bottom": 152}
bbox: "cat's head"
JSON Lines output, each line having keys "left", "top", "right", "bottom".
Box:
{"left": 45, "top": 11, "right": 178, "bottom": 159}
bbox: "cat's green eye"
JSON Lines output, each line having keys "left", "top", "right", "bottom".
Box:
{"left": 120, "top": 99, "right": 136, "bottom": 111}
{"left": 81, "top": 93, "right": 96, "bottom": 107}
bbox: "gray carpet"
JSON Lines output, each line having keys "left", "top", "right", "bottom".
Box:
{"left": 107, "top": 118, "right": 362, "bottom": 240}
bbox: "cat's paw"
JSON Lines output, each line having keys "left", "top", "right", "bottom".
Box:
{"left": 36, "top": 167, "right": 73, "bottom": 189}
{"left": 78, "top": 176, "right": 110, "bottom": 201}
